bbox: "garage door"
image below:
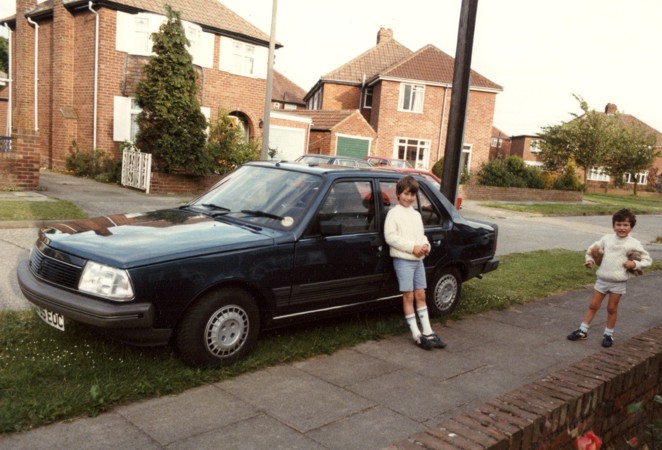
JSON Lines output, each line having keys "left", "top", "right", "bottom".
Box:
{"left": 336, "top": 136, "right": 370, "bottom": 159}
{"left": 269, "top": 126, "right": 307, "bottom": 161}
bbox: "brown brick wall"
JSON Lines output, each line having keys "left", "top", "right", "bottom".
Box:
{"left": 322, "top": 83, "right": 362, "bottom": 110}
{"left": 149, "top": 171, "right": 220, "bottom": 195}
{"left": 11, "top": 5, "right": 268, "bottom": 172}
{"left": 0, "top": 132, "right": 41, "bottom": 190}
{"left": 459, "top": 185, "right": 583, "bottom": 202}
{"left": 389, "top": 325, "right": 662, "bottom": 449}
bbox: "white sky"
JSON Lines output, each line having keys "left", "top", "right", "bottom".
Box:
{"left": 3, "top": 0, "right": 661, "bottom": 136}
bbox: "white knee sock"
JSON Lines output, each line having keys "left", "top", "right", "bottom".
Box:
{"left": 406, "top": 314, "right": 421, "bottom": 340}
{"left": 416, "top": 307, "right": 434, "bottom": 335}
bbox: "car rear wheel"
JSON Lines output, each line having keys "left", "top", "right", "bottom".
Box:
{"left": 176, "top": 287, "right": 260, "bottom": 368}
{"left": 427, "top": 267, "right": 462, "bottom": 316}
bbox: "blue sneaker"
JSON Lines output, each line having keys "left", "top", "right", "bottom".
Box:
{"left": 602, "top": 334, "right": 614, "bottom": 348}
{"left": 567, "top": 329, "right": 587, "bottom": 341}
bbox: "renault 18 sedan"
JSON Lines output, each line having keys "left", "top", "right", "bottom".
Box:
{"left": 18, "top": 161, "right": 499, "bottom": 367}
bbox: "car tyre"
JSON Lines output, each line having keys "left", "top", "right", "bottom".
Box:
{"left": 427, "top": 267, "right": 462, "bottom": 317}
{"left": 176, "top": 287, "right": 260, "bottom": 368}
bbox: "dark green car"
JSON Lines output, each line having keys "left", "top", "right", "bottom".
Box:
{"left": 18, "top": 161, "right": 498, "bottom": 367}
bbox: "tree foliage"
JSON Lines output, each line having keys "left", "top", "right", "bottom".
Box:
{"left": 605, "top": 121, "right": 660, "bottom": 194}
{"left": 205, "top": 110, "right": 260, "bottom": 175}
{"left": 0, "top": 37, "right": 7, "bottom": 73}
{"left": 134, "top": 5, "right": 207, "bottom": 175}
{"left": 538, "top": 95, "right": 659, "bottom": 194}
{"left": 538, "top": 95, "right": 616, "bottom": 185}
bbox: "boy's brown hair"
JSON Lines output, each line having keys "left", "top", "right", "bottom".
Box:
{"left": 396, "top": 175, "right": 419, "bottom": 196}
{"left": 612, "top": 208, "right": 636, "bottom": 227}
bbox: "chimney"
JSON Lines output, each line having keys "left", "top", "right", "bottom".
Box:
{"left": 605, "top": 103, "right": 618, "bottom": 114}
{"left": 376, "top": 27, "right": 393, "bottom": 44}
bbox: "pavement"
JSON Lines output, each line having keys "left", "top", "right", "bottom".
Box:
{"left": 1, "top": 170, "right": 661, "bottom": 449}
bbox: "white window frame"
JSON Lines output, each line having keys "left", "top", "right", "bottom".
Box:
{"left": 623, "top": 172, "right": 648, "bottom": 185}
{"left": 587, "top": 166, "right": 610, "bottom": 182}
{"left": 398, "top": 83, "right": 425, "bottom": 113}
{"left": 219, "top": 36, "right": 267, "bottom": 78}
{"left": 363, "top": 87, "right": 373, "bottom": 109}
{"left": 530, "top": 139, "right": 541, "bottom": 153}
{"left": 307, "top": 89, "right": 322, "bottom": 110}
{"left": 394, "top": 137, "right": 431, "bottom": 169}
{"left": 116, "top": 12, "right": 213, "bottom": 68}
{"left": 283, "top": 103, "right": 297, "bottom": 111}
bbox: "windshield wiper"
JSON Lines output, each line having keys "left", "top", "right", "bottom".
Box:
{"left": 240, "top": 209, "right": 284, "bottom": 220}
{"left": 201, "top": 203, "right": 230, "bottom": 212}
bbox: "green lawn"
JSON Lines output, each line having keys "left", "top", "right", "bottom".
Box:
{"left": 0, "top": 200, "right": 87, "bottom": 221}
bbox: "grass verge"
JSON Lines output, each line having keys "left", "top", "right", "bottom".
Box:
{"left": 2, "top": 249, "right": 660, "bottom": 434}
{"left": 479, "top": 192, "right": 662, "bottom": 216}
{"left": 0, "top": 200, "right": 87, "bottom": 221}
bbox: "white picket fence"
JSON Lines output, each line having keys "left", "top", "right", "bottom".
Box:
{"left": 121, "top": 148, "right": 152, "bottom": 193}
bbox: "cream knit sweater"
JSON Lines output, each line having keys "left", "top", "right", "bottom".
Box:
{"left": 586, "top": 233, "right": 652, "bottom": 282}
{"left": 384, "top": 204, "right": 430, "bottom": 261}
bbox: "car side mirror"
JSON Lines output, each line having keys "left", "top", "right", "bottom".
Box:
{"left": 319, "top": 220, "right": 342, "bottom": 236}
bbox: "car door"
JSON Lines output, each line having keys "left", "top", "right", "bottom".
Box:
{"left": 290, "top": 178, "right": 389, "bottom": 311}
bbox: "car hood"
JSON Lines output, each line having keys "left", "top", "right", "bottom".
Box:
{"left": 38, "top": 209, "right": 276, "bottom": 268}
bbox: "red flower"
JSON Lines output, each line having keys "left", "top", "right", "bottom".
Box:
{"left": 575, "top": 431, "right": 603, "bottom": 450}
{"left": 626, "top": 436, "right": 638, "bottom": 447}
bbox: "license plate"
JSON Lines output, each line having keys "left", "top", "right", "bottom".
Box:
{"left": 37, "top": 308, "right": 65, "bottom": 331}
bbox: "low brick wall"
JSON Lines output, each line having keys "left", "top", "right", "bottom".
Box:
{"left": 390, "top": 325, "right": 662, "bottom": 449}
{"left": 149, "top": 172, "right": 220, "bottom": 195}
{"left": 459, "top": 185, "right": 582, "bottom": 203}
{"left": 0, "top": 134, "right": 41, "bottom": 191}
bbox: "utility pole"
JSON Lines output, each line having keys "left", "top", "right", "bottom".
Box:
{"left": 440, "top": 0, "right": 478, "bottom": 207}
{"left": 260, "top": 0, "right": 277, "bottom": 160}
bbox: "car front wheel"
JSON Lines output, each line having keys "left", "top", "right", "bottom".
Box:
{"left": 176, "top": 287, "right": 260, "bottom": 368}
{"left": 427, "top": 267, "right": 462, "bottom": 316}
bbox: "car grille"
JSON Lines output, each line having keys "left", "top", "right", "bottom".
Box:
{"left": 29, "top": 247, "right": 83, "bottom": 289}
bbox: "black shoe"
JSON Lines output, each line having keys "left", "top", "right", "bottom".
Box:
{"left": 567, "top": 329, "right": 588, "bottom": 341}
{"left": 416, "top": 335, "right": 433, "bottom": 351}
{"left": 424, "top": 333, "right": 447, "bottom": 349}
{"left": 602, "top": 334, "right": 614, "bottom": 348}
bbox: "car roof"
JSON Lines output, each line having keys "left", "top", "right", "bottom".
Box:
{"left": 246, "top": 161, "right": 436, "bottom": 183}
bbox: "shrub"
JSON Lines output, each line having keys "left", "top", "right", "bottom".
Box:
{"left": 476, "top": 156, "right": 546, "bottom": 189}
{"left": 552, "top": 160, "right": 583, "bottom": 191}
{"left": 65, "top": 141, "right": 121, "bottom": 183}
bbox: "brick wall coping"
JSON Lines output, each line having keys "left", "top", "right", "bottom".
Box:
{"left": 388, "top": 325, "right": 662, "bottom": 449}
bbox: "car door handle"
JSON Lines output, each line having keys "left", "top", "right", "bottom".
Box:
{"left": 432, "top": 240, "right": 442, "bottom": 246}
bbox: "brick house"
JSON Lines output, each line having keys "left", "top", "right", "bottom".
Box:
{"left": 489, "top": 126, "right": 511, "bottom": 160}
{"left": 285, "top": 109, "right": 377, "bottom": 159}
{"left": 583, "top": 103, "right": 662, "bottom": 189}
{"left": 304, "top": 27, "right": 502, "bottom": 174}
{"left": 510, "top": 134, "right": 543, "bottom": 167}
{"left": 271, "top": 70, "right": 306, "bottom": 111}
{"left": 2, "top": 0, "right": 310, "bottom": 191}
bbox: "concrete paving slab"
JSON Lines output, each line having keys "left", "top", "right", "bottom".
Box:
{"left": 291, "top": 348, "right": 401, "bottom": 387}
{"left": 169, "top": 414, "right": 326, "bottom": 450}
{"left": 305, "top": 406, "right": 425, "bottom": 450}
{"left": 0, "top": 412, "right": 160, "bottom": 450}
{"left": 117, "top": 385, "right": 257, "bottom": 446}
{"left": 219, "top": 365, "right": 375, "bottom": 433}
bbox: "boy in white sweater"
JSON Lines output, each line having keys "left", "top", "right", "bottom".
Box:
{"left": 384, "top": 176, "right": 446, "bottom": 351}
{"left": 567, "top": 208, "right": 652, "bottom": 347}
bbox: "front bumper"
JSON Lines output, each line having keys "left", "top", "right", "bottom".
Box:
{"left": 17, "top": 260, "right": 171, "bottom": 345}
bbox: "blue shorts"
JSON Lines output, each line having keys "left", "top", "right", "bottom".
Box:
{"left": 393, "top": 258, "right": 427, "bottom": 292}
{"left": 594, "top": 278, "right": 626, "bottom": 295}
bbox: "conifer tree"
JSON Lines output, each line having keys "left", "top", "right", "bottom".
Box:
{"left": 135, "top": 5, "right": 207, "bottom": 175}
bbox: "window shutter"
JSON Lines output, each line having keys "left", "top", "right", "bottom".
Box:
{"left": 113, "top": 96, "right": 132, "bottom": 142}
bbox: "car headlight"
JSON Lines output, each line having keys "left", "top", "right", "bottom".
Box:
{"left": 78, "top": 261, "right": 134, "bottom": 301}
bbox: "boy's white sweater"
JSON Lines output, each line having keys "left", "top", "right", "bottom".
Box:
{"left": 384, "top": 204, "right": 430, "bottom": 260}
{"left": 586, "top": 233, "right": 652, "bottom": 282}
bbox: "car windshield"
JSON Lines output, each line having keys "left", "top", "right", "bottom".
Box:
{"left": 191, "top": 165, "right": 323, "bottom": 230}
